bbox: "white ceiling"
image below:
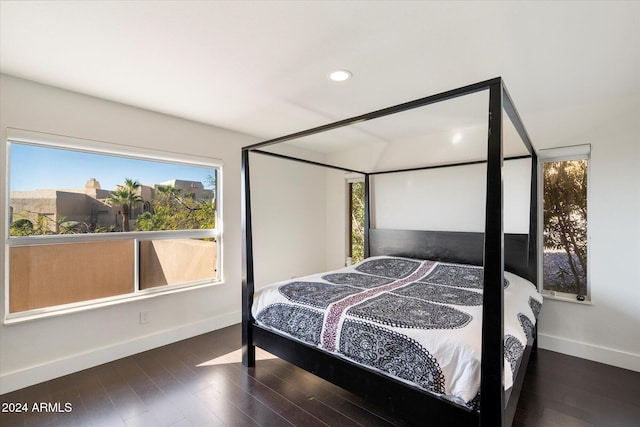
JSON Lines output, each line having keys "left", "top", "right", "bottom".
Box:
{"left": 1, "top": 1, "right": 639, "bottom": 151}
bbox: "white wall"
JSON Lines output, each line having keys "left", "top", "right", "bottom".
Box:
{"left": 371, "top": 159, "right": 531, "bottom": 233}
{"left": 249, "top": 148, "right": 330, "bottom": 287}
{"left": 323, "top": 100, "right": 640, "bottom": 372}
{"left": 0, "top": 75, "right": 255, "bottom": 394}
{"left": 324, "top": 147, "right": 533, "bottom": 266}
{"left": 324, "top": 171, "right": 358, "bottom": 271}
{"left": 535, "top": 102, "right": 640, "bottom": 372}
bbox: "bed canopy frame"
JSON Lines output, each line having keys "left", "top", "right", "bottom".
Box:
{"left": 241, "top": 77, "right": 538, "bottom": 426}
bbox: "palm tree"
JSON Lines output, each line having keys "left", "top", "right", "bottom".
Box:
{"left": 106, "top": 178, "right": 143, "bottom": 232}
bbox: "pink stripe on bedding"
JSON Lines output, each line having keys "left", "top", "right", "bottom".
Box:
{"left": 321, "top": 260, "right": 436, "bottom": 351}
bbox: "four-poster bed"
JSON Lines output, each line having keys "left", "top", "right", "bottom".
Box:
{"left": 241, "top": 77, "right": 540, "bottom": 426}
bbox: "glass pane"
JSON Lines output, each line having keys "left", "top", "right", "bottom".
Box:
{"left": 9, "top": 143, "right": 217, "bottom": 235}
{"left": 543, "top": 160, "right": 588, "bottom": 295}
{"left": 139, "top": 238, "right": 217, "bottom": 289}
{"left": 9, "top": 240, "right": 134, "bottom": 312}
{"left": 349, "top": 181, "right": 365, "bottom": 264}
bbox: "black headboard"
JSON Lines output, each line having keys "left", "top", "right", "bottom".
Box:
{"left": 369, "top": 229, "right": 533, "bottom": 282}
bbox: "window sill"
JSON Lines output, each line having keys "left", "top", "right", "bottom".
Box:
{"left": 3, "top": 279, "right": 223, "bottom": 325}
{"left": 541, "top": 291, "right": 592, "bottom": 305}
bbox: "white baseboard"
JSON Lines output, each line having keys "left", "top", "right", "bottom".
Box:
{"left": 0, "top": 310, "right": 241, "bottom": 395}
{"left": 538, "top": 332, "right": 640, "bottom": 372}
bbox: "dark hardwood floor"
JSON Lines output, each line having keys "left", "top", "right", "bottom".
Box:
{"left": 2, "top": 324, "right": 639, "bottom": 426}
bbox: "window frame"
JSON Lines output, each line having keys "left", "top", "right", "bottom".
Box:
{"left": 538, "top": 144, "right": 591, "bottom": 303}
{"left": 4, "top": 128, "right": 223, "bottom": 323}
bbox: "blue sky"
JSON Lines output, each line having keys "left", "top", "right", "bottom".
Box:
{"left": 10, "top": 144, "right": 215, "bottom": 192}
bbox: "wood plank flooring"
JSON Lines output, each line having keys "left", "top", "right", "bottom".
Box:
{"left": 2, "top": 324, "right": 639, "bottom": 426}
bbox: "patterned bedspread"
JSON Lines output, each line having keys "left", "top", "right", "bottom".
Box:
{"left": 252, "top": 256, "right": 542, "bottom": 409}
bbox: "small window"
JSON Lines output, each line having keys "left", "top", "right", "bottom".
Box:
{"left": 540, "top": 145, "right": 590, "bottom": 301}
{"left": 347, "top": 179, "right": 365, "bottom": 265}
{"left": 6, "top": 130, "right": 222, "bottom": 320}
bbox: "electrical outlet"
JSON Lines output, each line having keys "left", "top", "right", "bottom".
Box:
{"left": 139, "top": 311, "right": 150, "bottom": 324}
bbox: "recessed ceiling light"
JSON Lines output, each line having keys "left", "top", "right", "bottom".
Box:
{"left": 452, "top": 132, "right": 463, "bottom": 144}
{"left": 328, "top": 69, "right": 352, "bottom": 82}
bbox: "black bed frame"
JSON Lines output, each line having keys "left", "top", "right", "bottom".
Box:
{"left": 241, "top": 77, "right": 538, "bottom": 426}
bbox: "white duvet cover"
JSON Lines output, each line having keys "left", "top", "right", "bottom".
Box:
{"left": 252, "top": 256, "right": 542, "bottom": 409}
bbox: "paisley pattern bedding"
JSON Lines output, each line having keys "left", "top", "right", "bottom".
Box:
{"left": 252, "top": 256, "right": 542, "bottom": 410}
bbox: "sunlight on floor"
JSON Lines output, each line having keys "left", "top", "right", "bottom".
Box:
{"left": 196, "top": 347, "right": 278, "bottom": 367}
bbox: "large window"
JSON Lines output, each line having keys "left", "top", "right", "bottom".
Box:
{"left": 540, "top": 145, "right": 590, "bottom": 302}
{"left": 5, "top": 130, "right": 222, "bottom": 320}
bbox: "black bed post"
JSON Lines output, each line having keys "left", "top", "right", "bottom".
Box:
{"left": 529, "top": 152, "right": 539, "bottom": 351}
{"left": 241, "top": 148, "right": 256, "bottom": 367}
{"left": 364, "top": 173, "right": 371, "bottom": 259}
{"left": 528, "top": 152, "right": 539, "bottom": 286}
{"left": 503, "top": 80, "right": 539, "bottom": 351}
{"left": 480, "top": 80, "right": 505, "bottom": 427}
{"left": 501, "top": 81, "right": 538, "bottom": 290}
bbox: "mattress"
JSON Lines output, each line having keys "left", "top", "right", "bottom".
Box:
{"left": 252, "top": 256, "right": 542, "bottom": 409}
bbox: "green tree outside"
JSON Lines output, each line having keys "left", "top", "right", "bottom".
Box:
{"left": 105, "top": 178, "right": 143, "bottom": 232}
{"left": 350, "top": 181, "right": 365, "bottom": 264}
{"left": 135, "top": 185, "right": 216, "bottom": 232}
{"left": 543, "top": 160, "right": 588, "bottom": 295}
{"left": 9, "top": 215, "right": 50, "bottom": 236}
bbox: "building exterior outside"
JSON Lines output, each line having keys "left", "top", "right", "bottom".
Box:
{"left": 9, "top": 178, "right": 214, "bottom": 234}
